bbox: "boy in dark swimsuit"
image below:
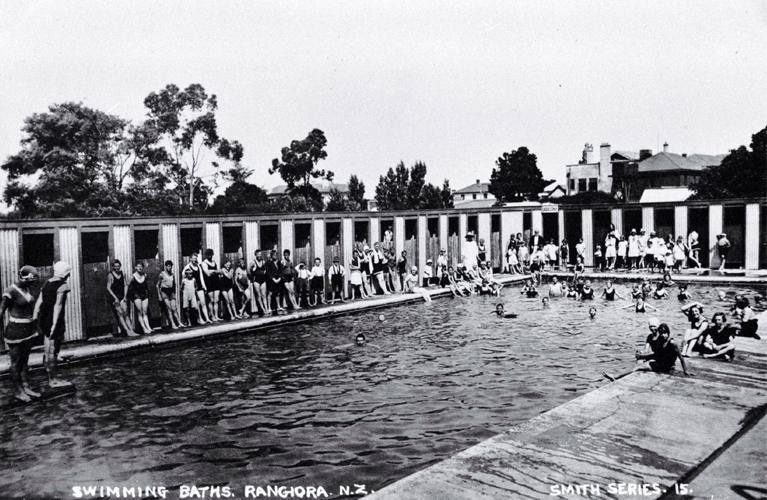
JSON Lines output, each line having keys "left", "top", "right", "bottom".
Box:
{"left": 604, "top": 323, "right": 691, "bottom": 381}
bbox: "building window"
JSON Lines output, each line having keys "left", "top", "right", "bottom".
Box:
{"left": 578, "top": 179, "right": 587, "bottom": 192}
{"left": 472, "top": 194, "right": 477, "bottom": 199}
{"left": 569, "top": 179, "right": 575, "bottom": 192}
{"left": 588, "top": 178, "right": 597, "bottom": 191}
{"left": 483, "top": 193, "right": 488, "bottom": 199}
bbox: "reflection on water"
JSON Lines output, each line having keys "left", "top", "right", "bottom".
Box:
{"left": 0, "top": 283, "right": 762, "bottom": 497}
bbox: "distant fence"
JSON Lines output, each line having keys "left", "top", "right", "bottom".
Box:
{"left": 1, "top": 197, "right": 765, "bottom": 341}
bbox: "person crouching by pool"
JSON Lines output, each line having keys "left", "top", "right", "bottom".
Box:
{"left": 681, "top": 302, "right": 709, "bottom": 356}
{"left": 603, "top": 323, "right": 691, "bottom": 381}
{"left": 402, "top": 266, "right": 432, "bottom": 302}
{"left": 0, "top": 266, "right": 42, "bottom": 401}
{"left": 157, "top": 260, "right": 182, "bottom": 329}
{"left": 701, "top": 312, "right": 736, "bottom": 361}
{"left": 34, "top": 261, "right": 72, "bottom": 387}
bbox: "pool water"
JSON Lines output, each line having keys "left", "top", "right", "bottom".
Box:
{"left": 1, "top": 281, "right": 763, "bottom": 498}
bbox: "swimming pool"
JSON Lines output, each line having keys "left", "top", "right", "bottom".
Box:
{"left": 1, "top": 280, "right": 764, "bottom": 498}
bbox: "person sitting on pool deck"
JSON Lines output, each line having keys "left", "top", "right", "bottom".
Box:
{"left": 701, "top": 312, "right": 736, "bottom": 361}
{"left": 681, "top": 302, "right": 709, "bottom": 356}
{"left": 731, "top": 296, "right": 760, "bottom": 339}
{"left": 624, "top": 297, "right": 658, "bottom": 313}
{"left": 493, "top": 303, "right": 517, "bottom": 318}
{"left": 603, "top": 323, "right": 692, "bottom": 381}
{"left": 403, "top": 266, "right": 432, "bottom": 302}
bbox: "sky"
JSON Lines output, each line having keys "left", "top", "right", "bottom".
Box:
{"left": 1, "top": 0, "right": 766, "bottom": 202}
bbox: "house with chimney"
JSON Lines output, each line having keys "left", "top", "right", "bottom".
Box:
{"left": 567, "top": 142, "right": 726, "bottom": 202}
{"left": 453, "top": 179, "right": 497, "bottom": 208}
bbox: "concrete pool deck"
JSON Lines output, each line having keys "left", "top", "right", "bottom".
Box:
{"left": 367, "top": 337, "right": 767, "bottom": 500}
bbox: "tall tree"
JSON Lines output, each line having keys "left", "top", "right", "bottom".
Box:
{"left": 347, "top": 174, "right": 366, "bottom": 210}
{"left": 488, "top": 147, "right": 547, "bottom": 203}
{"left": 375, "top": 161, "right": 410, "bottom": 210}
{"left": 269, "top": 128, "right": 332, "bottom": 211}
{"left": 143, "top": 83, "right": 243, "bottom": 211}
{"left": 691, "top": 126, "right": 767, "bottom": 199}
{"left": 1, "top": 102, "right": 137, "bottom": 217}
{"left": 324, "top": 188, "right": 351, "bottom": 212}
{"left": 375, "top": 161, "right": 452, "bottom": 210}
{"left": 209, "top": 164, "right": 269, "bottom": 215}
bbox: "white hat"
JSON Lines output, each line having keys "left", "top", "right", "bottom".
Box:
{"left": 53, "top": 261, "right": 72, "bottom": 279}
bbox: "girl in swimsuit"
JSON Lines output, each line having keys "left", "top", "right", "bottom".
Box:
{"left": 0, "top": 266, "right": 42, "bottom": 401}
{"left": 580, "top": 280, "right": 595, "bottom": 300}
{"left": 624, "top": 297, "right": 658, "bottom": 313}
{"left": 107, "top": 259, "right": 137, "bottom": 336}
{"left": 157, "top": 260, "right": 182, "bottom": 329}
{"left": 128, "top": 261, "right": 152, "bottom": 334}
{"left": 202, "top": 249, "right": 222, "bottom": 322}
{"left": 250, "top": 250, "right": 269, "bottom": 315}
{"left": 601, "top": 280, "right": 626, "bottom": 301}
{"left": 184, "top": 252, "right": 210, "bottom": 324}
{"left": 235, "top": 258, "right": 252, "bottom": 317}
{"left": 220, "top": 260, "right": 239, "bottom": 320}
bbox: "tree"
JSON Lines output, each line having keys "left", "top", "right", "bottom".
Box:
{"left": 1, "top": 102, "right": 137, "bottom": 217}
{"left": 209, "top": 164, "right": 269, "bottom": 215}
{"left": 375, "top": 162, "right": 410, "bottom": 210}
{"left": 347, "top": 175, "right": 366, "bottom": 210}
{"left": 269, "top": 128, "right": 332, "bottom": 211}
{"left": 143, "top": 83, "right": 243, "bottom": 211}
{"left": 488, "top": 147, "right": 548, "bottom": 203}
{"left": 375, "top": 161, "right": 452, "bottom": 210}
{"left": 325, "top": 188, "right": 351, "bottom": 212}
{"left": 690, "top": 126, "right": 767, "bottom": 200}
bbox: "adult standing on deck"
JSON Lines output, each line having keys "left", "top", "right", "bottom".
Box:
{"left": 462, "top": 231, "right": 479, "bottom": 269}
{"left": 34, "top": 261, "right": 72, "bottom": 387}
{"left": 201, "top": 249, "right": 223, "bottom": 322}
{"left": 183, "top": 252, "right": 210, "bottom": 324}
{"left": 0, "top": 265, "right": 41, "bottom": 401}
{"left": 249, "top": 250, "right": 269, "bottom": 315}
{"left": 106, "top": 259, "right": 137, "bottom": 337}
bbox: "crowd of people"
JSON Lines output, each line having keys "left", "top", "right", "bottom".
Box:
{"left": 502, "top": 226, "right": 734, "bottom": 274}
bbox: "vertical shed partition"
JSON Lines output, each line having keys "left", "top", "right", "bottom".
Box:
{"left": 81, "top": 230, "right": 112, "bottom": 338}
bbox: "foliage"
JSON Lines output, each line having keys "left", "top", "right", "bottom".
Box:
{"left": 347, "top": 175, "right": 366, "bottom": 210}
{"left": 555, "top": 191, "right": 623, "bottom": 205}
{"left": 325, "top": 188, "right": 352, "bottom": 212}
{"left": 1, "top": 102, "right": 135, "bottom": 217}
{"left": 488, "top": 147, "right": 548, "bottom": 202}
{"left": 690, "top": 126, "right": 767, "bottom": 200}
{"left": 375, "top": 161, "right": 452, "bottom": 210}
{"left": 209, "top": 164, "right": 269, "bottom": 215}
{"left": 269, "top": 128, "right": 332, "bottom": 206}
{"left": 143, "top": 83, "right": 243, "bottom": 210}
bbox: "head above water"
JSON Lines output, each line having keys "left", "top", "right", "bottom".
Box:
{"left": 355, "top": 333, "right": 366, "bottom": 346}
{"left": 648, "top": 317, "right": 660, "bottom": 331}
{"left": 589, "top": 307, "right": 597, "bottom": 317}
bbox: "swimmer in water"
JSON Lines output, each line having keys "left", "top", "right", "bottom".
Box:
{"left": 356, "top": 333, "right": 366, "bottom": 346}
{"left": 624, "top": 297, "right": 658, "bottom": 313}
{"left": 630, "top": 284, "right": 643, "bottom": 300}
{"left": 589, "top": 307, "right": 597, "bottom": 318}
{"left": 493, "top": 303, "right": 518, "bottom": 318}
{"left": 677, "top": 284, "right": 692, "bottom": 301}
{"left": 542, "top": 297, "right": 550, "bottom": 308}
{"left": 601, "top": 280, "right": 626, "bottom": 301}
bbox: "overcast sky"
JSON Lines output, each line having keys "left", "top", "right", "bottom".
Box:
{"left": 1, "top": 0, "right": 766, "bottom": 200}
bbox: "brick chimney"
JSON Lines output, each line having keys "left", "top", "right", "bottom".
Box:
{"left": 663, "top": 142, "right": 669, "bottom": 154}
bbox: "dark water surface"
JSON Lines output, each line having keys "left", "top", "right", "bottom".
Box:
{"left": 0, "top": 283, "right": 762, "bottom": 498}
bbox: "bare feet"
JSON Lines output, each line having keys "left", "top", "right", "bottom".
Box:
{"left": 23, "top": 386, "right": 41, "bottom": 398}
{"left": 14, "top": 391, "right": 32, "bottom": 402}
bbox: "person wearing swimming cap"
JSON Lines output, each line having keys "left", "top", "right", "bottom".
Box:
{"left": 641, "top": 318, "right": 662, "bottom": 357}
{"left": 0, "top": 265, "right": 42, "bottom": 401}
{"left": 33, "top": 261, "right": 72, "bottom": 387}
